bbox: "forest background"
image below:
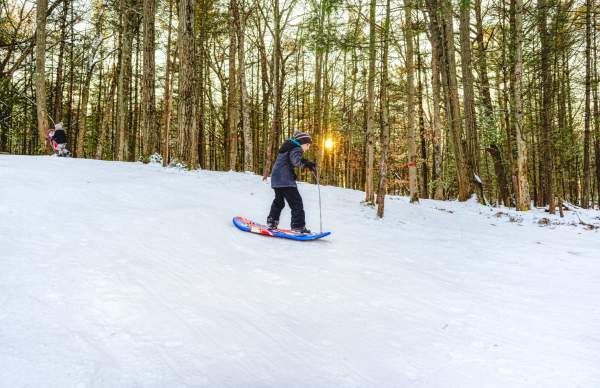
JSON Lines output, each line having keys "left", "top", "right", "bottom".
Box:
{"left": 1, "top": 0, "right": 598, "bottom": 216}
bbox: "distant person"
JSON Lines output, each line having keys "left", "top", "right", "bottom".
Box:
{"left": 266, "top": 131, "right": 316, "bottom": 234}
{"left": 47, "top": 122, "right": 70, "bottom": 157}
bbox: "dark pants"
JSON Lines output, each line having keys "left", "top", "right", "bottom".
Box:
{"left": 268, "top": 187, "right": 305, "bottom": 229}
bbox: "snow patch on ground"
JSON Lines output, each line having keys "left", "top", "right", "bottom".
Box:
{"left": 1, "top": 155, "right": 599, "bottom": 387}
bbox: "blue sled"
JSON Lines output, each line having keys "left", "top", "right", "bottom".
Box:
{"left": 232, "top": 216, "right": 331, "bottom": 241}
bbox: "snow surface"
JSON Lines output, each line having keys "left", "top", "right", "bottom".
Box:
{"left": 1, "top": 155, "right": 599, "bottom": 388}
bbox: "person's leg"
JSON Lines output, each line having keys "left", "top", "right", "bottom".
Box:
{"left": 283, "top": 187, "right": 306, "bottom": 230}
{"left": 267, "top": 188, "right": 285, "bottom": 227}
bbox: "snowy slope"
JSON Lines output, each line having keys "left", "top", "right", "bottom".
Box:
{"left": 1, "top": 155, "right": 599, "bottom": 388}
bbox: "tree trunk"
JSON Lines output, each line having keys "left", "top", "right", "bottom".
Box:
{"left": 459, "top": 0, "right": 479, "bottom": 178}
{"left": 141, "top": 0, "right": 157, "bottom": 161}
{"left": 162, "top": 0, "right": 174, "bottom": 166}
{"left": 53, "top": 0, "right": 69, "bottom": 123}
{"left": 227, "top": 0, "right": 239, "bottom": 171}
{"left": 313, "top": 2, "right": 325, "bottom": 165}
{"left": 510, "top": 0, "right": 530, "bottom": 210}
{"left": 235, "top": 0, "right": 252, "bottom": 172}
{"left": 426, "top": 0, "right": 471, "bottom": 200}
{"left": 178, "top": 0, "right": 197, "bottom": 167}
{"left": 322, "top": 46, "right": 331, "bottom": 181}
{"left": 35, "top": 0, "right": 49, "bottom": 152}
{"left": 593, "top": 10, "right": 600, "bottom": 206}
{"left": 416, "top": 38, "right": 429, "bottom": 199}
{"left": 428, "top": 11, "right": 444, "bottom": 200}
{"left": 486, "top": 145, "right": 511, "bottom": 206}
{"left": 364, "top": 0, "right": 376, "bottom": 204}
{"left": 257, "top": 22, "right": 271, "bottom": 174}
{"left": 376, "top": 0, "right": 391, "bottom": 217}
{"left": 117, "top": 0, "right": 134, "bottom": 161}
{"left": 76, "top": 68, "right": 95, "bottom": 158}
{"left": 261, "top": 0, "right": 282, "bottom": 179}
{"left": 196, "top": 0, "right": 209, "bottom": 169}
{"left": 130, "top": 34, "right": 141, "bottom": 161}
{"left": 499, "top": 4, "right": 517, "bottom": 204}
{"left": 347, "top": 6, "right": 361, "bottom": 189}
{"left": 405, "top": 0, "right": 418, "bottom": 203}
{"left": 474, "top": 0, "right": 495, "bottom": 133}
{"left": 538, "top": 0, "right": 555, "bottom": 213}
{"left": 582, "top": 0, "right": 592, "bottom": 208}
{"left": 96, "top": 63, "right": 118, "bottom": 160}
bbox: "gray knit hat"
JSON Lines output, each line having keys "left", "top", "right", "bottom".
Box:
{"left": 292, "top": 131, "right": 312, "bottom": 145}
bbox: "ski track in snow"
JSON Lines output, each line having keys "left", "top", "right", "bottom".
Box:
{"left": 1, "top": 155, "right": 599, "bottom": 388}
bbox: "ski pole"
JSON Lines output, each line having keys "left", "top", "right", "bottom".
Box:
{"left": 313, "top": 168, "right": 323, "bottom": 234}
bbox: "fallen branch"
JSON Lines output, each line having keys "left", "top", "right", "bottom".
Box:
{"left": 573, "top": 211, "right": 598, "bottom": 230}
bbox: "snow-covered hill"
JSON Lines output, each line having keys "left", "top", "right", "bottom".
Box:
{"left": 1, "top": 155, "right": 599, "bottom": 387}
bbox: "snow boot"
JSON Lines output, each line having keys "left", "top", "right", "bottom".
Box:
{"left": 266, "top": 217, "right": 279, "bottom": 230}
{"left": 292, "top": 227, "right": 311, "bottom": 234}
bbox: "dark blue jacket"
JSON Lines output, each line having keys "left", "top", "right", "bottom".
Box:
{"left": 271, "top": 140, "right": 308, "bottom": 188}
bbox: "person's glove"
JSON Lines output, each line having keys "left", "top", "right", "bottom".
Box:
{"left": 303, "top": 160, "right": 316, "bottom": 172}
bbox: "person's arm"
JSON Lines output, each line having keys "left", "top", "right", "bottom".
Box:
{"left": 289, "top": 147, "right": 305, "bottom": 168}
{"left": 290, "top": 148, "right": 316, "bottom": 171}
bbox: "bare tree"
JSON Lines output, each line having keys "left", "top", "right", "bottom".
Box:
{"left": 537, "top": 0, "right": 555, "bottom": 213}
{"left": 233, "top": 0, "right": 253, "bottom": 172}
{"left": 141, "top": 0, "right": 157, "bottom": 161}
{"left": 116, "top": 0, "right": 136, "bottom": 161}
{"left": 178, "top": 0, "right": 198, "bottom": 167}
{"left": 459, "top": 0, "right": 479, "bottom": 181}
{"left": 228, "top": 0, "right": 239, "bottom": 171}
{"left": 405, "top": 0, "right": 418, "bottom": 203}
{"left": 376, "top": 0, "right": 391, "bottom": 217}
{"left": 364, "top": 0, "right": 376, "bottom": 204}
{"left": 510, "top": 0, "right": 530, "bottom": 210}
{"left": 35, "top": 0, "right": 49, "bottom": 152}
{"left": 582, "top": 0, "right": 592, "bottom": 208}
{"left": 162, "top": 0, "right": 174, "bottom": 166}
